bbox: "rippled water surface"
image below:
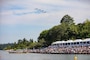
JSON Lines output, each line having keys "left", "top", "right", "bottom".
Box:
{"left": 0, "top": 50, "right": 90, "bottom": 60}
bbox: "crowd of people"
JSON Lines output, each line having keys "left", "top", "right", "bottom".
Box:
{"left": 29, "top": 45, "right": 90, "bottom": 54}
{"left": 8, "top": 45, "right": 90, "bottom": 54}
{"left": 45, "top": 46, "right": 90, "bottom": 54}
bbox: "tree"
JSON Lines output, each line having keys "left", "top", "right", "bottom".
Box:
{"left": 68, "top": 24, "right": 78, "bottom": 40}
{"left": 4, "top": 45, "right": 11, "bottom": 50}
{"left": 38, "top": 38, "right": 46, "bottom": 47}
{"left": 38, "top": 15, "right": 76, "bottom": 46}
{"left": 60, "top": 14, "right": 74, "bottom": 25}
{"left": 84, "top": 19, "right": 90, "bottom": 37}
{"left": 38, "top": 30, "right": 49, "bottom": 40}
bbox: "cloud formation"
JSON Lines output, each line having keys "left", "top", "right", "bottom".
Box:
{"left": 0, "top": 0, "right": 90, "bottom": 43}
{"left": 1, "top": 0, "right": 90, "bottom": 25}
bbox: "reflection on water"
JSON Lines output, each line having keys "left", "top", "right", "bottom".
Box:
{"left": 0, "top": 50, "right": 90, "bottom": 60}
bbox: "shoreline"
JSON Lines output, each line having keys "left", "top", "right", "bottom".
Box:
{"left": 30, "top": 52, "right": 90, "bottom": 54}
{"left": 8, "top": 51, "right": 90, "bottom": 54}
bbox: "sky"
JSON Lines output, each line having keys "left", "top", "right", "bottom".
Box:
{"left": 0, "top": 0, "right": 90, "bottom": 44}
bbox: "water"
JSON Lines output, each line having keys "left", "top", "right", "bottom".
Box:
{"left": 0, "top": 50, "right": 90, "bottom": 60}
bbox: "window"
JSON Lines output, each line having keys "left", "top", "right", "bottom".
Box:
{"left": 63, "top": 43, "right": 65, "bottom": 45}
{"left": 80, "top": 42, "right": 82, "bottom": 44}
{"left": 77, "top": 42, "right": 79, "bottom": 44}
{"left": 71, "top": 43, "right": 73, "bottom": 45}
{"left": 68, "top": 43, "right": 70, "bottom": 45}
{"left": 66, "top": 43, "right": 67, "bottom": 45}
{"left": 83, "top": 42, "right": 86, "bottom": 44}
{"left": 74, "top": 42, "right": 76, "bottom": 45}
{"left": 87, "top": 41, "right": 90, "bottom": 44}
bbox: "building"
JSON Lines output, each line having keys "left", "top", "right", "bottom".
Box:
{"left": 50, "top": 38, "right": 90, "bottom": 48}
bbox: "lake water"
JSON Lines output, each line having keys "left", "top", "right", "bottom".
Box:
{"left": 0, "top": 50, "right": 90, "bottom": 60}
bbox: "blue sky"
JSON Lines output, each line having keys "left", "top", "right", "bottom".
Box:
{"left": 0, "top": 0, "right": 90, "bottom": 43}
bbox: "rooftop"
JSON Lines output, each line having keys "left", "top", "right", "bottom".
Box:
{"left": 52, "top": 38, "right": 90, "bottom": 44}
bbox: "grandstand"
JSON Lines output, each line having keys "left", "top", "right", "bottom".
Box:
{"left": 51, "top": 38, "right": 90, "bottom": 48}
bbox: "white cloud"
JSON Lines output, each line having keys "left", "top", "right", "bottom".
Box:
{"left": 1, "top": 0, "right": 90, "bottom": 25}
{"left": 0, "top": 0, "right": 90, "bottom": 43}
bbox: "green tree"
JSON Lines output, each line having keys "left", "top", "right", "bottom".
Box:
{"left": 38, "top": 30, "right": 49, "bottom": 40}
{"left": 60, "top": 14, "right": 74, "bottom": 25}
{"left": 4, "top": 45, "right": 11, "bottom": 50}
{"left": 38, "top": 38, "right": 46, "bottom": 47}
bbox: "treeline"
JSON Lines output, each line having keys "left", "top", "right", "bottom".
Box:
{"left": 38, "top": 15, "right": 90, "bottom": 46}
{"left": 0, "top": 43, "right": 14, "bottom": 50}
{"left": 2, "top": 38, "right": 45, "bottom": 50}
{"left": 0, "top": 14, "right": 90, "bottom": 50}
